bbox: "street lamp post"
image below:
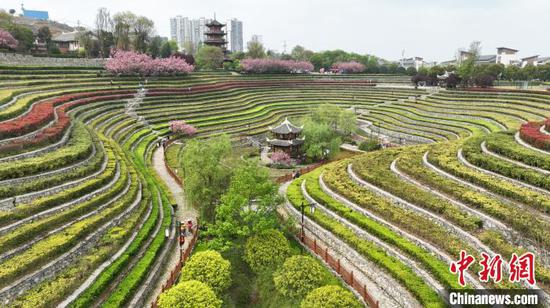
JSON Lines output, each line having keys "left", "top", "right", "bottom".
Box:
{"left": 300, "top": 201, "right": 316, "bottom": 251}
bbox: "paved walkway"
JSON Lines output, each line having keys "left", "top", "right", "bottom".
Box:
{"left": 260, "top": 146, "right": 272, "bottom": 165}
{"left": 146, "top": 146, "right": 197, "bottom": 306}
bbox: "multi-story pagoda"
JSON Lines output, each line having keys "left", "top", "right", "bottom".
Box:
{"left": 267, "top": 118, "right": 304, "bottom": 158}
{"left": 204, "top": 18, "right": 227, "bottom": 52}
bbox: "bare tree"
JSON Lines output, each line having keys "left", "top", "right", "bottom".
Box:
{"left": 113, "top": 11, "right": 136, "bottom": 50}
{"left": 133, "top": 16, "right": 154, "bottom": 52}
{"left": 95, "top": 8, "right": 112, "bottom": 57}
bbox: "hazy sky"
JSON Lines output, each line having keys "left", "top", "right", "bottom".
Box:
{"left": 3, "top": 0, "right": 549, "bottom": 61}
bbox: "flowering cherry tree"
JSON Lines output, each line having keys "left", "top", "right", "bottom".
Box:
{"left": 332, "top": 61, "right": 365, "bottom": 73}
{"left": 0, "top": 30, "right": 18, "bottom": 50}
{"left": 240, "top": 58, "right": 314, "bottom": 74}
{"left": 271, "top": 151, "right": 292, "bottom": 165}
{"left": 105, "top": 50, "right": 194, "bottom": 76}
{"left": 169, "top": 120, "right": 197, "bottom": 136}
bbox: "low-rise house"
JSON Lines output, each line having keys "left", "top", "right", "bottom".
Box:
{"left": 52, "top": 32, "right": 80, "bottom": 53}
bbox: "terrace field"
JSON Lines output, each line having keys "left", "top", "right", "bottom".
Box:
{"left": 0, "top": 65, "right": 548, "bottom": 307}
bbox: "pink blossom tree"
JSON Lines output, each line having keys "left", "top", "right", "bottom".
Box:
{"left": 0, "top": 30, "right": 18, "bottom": 50}
{"left": 332, "top": 61, "right": 365, "bottom": 73}
{"left": 240, "top": 58, "right": 314, "bottom": 74}
{"left": 169, "top": 120, "right": 197, "bottom": 136}
{"left": 271, "top": 151, "right": 292, "bottom": 165}
{"left": 105, "top": 50, "right": 194, "bottom": 76}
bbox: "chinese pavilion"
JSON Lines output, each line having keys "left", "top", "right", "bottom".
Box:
{"left": 204, "top": 18, "right": 227, "bottom": 52}
{"left": 267, "top": 118, "right": 304, "bottom": 158}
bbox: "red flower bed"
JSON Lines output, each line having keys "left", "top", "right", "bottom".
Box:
{"left": 545, "top": 118, "right": 550, "bottom": 134}
{"left": 519, "top": 121, "right": 550, "bottom": 151}
{"left": 0, "top": 90, "right": 135, "bottom": 139}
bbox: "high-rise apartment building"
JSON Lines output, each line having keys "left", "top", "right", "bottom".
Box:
{"left": 170, "top": 16, "right": 243, "bottom": 53}
{"left": 226, "top": 19, "right": 243, "bottom": 52}
{"left": 169, "top": 16, "right": 211, "bottom": 53}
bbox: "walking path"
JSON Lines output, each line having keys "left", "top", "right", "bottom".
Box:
{"left": 145, "top": 146, "right": 197, "bottom": 306}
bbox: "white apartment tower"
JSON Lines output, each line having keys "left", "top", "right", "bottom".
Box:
{"left": 169, "top": 16, "right": 210, "bottom": 53}
{"left": 226, "top": 18, "right": 243, "bottom": 52}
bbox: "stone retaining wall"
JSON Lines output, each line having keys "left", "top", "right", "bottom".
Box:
{"left": 0, "top": 53, "right": 105, "bottom": 67}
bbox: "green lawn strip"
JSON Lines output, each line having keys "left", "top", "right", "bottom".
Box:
{"left": 485, "top": 131, "right": 550, "bottom": 170}
{"left": 463, "top": 135, "right": 550, "bottom": 191}
{"left": 101, "top": 132, "right": 172, "bottom": 307}
{"left": 322, "top": 160, "right": 479, "bottom": 268}
{"left": 396, "top": 146, "right": 550, "bottom": 287}
{"left": 352, "top": 147, "right": 482, "bottom": 231}
{"left": 0, "top": 159, "right": 138, "bottom": 289}
{"left": 428, "top": 140, "right": 550, "bottom": 215}
{"left": 0, "top": 123, "right": 93, "bottom": 180}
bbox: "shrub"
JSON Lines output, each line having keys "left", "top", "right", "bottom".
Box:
{"left": 105, "top": 50, "right": 194, "bottom": 76}
{"left": 243, "top": 229, "right": 291, "bottom": 273}
{"left": 301, "top": 285, "right": 362, "bottom": 308}
{"left": 519, "top": 121, "right": 550, "bottom": 151}
{"left": 158, "top": 280, "right": 222, "bottom": 308}
{"left": 358, "top": 139, "right": 381, "bottom": 151}
{"left": 271, "top": 151, "right": 292, "bottom": 166}
{"left": 273, "top": 255, "right": 328, "bottom": 299}
{"left": 0, "top": 29, "right": 18, "bottom": 50}
{"left": 332, "top": 61, "right": 365, "bottom": 74}
{"left": 169, "top": 120, "right": 197, "bottom": 136}
{"left": 180, "top": 250, "right": 232, "bottom": 294}
{"left": 240, "top": 58, "right": 314, "bottom": 73}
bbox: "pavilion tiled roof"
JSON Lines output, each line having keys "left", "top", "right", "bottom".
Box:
{"left": 269, "top": 118, "right": 303, "bottom": 134}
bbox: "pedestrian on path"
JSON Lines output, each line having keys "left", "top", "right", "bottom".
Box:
{"left": 186, "top": 220, "right": 193, "bottom": 235}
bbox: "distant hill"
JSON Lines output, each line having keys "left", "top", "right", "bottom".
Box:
{"left": 12, "top": 15, "right": 75, "bottom": 36}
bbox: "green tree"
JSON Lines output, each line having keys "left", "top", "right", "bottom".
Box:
{"left": 301, "top": 285, "right": 362, "bottom": 308}
{"left": 182, "top": 134, "right": 232, "bottom": 222}
{"left": 148, "top": 35, "right": 162, "bottom": 58}
{"left": 180, "top": 250, "right": 232, "bottom": 294}
{"left": 503, "top": 65, "right": 524, "bottom": 81}
{"left": 339, "top": 109, "right": 357, "bottom": 136}
{"left": 160, "top": 40, "right": 178, "bottom": 58}
{"left": 291, "top": 45, "right": 313, "bottom": 61}
{"left": 311, "top": 104, "right": 356, "bottom": 134}
{"left": 133, "top": 16, "right": 154, "bottom": 52}
{"left": 37, "top": 26, "right": 52, "bottom": 46}
{"left": 158, "top": 280, "right": 222, "bottom": 308}
{"left": 457, "top": 41, "right": 481, "bottom": 85}
{"left": 244, "top": 229, "right": 291, "bottom": 273}
{"left": 273, "top": 255, "right": 329, "bottom": 299}
{"left": 9, "top": 26, "right": 34, "bottom": 51}
{"left": 246, "top": 40, "right": 265, "bottom": 59}
{"left": 537, "top": 64, "right": 550, "bottom": 81}
{"left": 302, "top": 119, "right": 342, "bottom": 161}
{"left": 205, "top": 163, "right": 281, "bottom": 250}
{"left": 405, "top": 67, "right": 417, "bottom": 76}
{"left": 196, "top": 45, "right": 225, "bottom": 70}
{"left": 522, "top": 65, "right": 538, "bottom": 81}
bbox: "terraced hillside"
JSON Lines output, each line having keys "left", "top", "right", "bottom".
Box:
{"left": 0, "top": 66, "right": 422, "bottom": 307}
{"left": 285, "top": 89, "right": 550, "bottom": 307}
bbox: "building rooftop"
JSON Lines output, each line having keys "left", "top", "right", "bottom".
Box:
{"left": 521, "top": 55, "right": 539, "bottom": 61}
{"left": 477, "top": 55, "right": 497, "bottom": 62}
{"left": 52, "top": 31, "right": 79, "bottom": 42}
{"left": 269, "top": 118, "right": 303, "bottom": 134}
{"left": 497, "top": 47, "right": 519, "bottom": 53}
